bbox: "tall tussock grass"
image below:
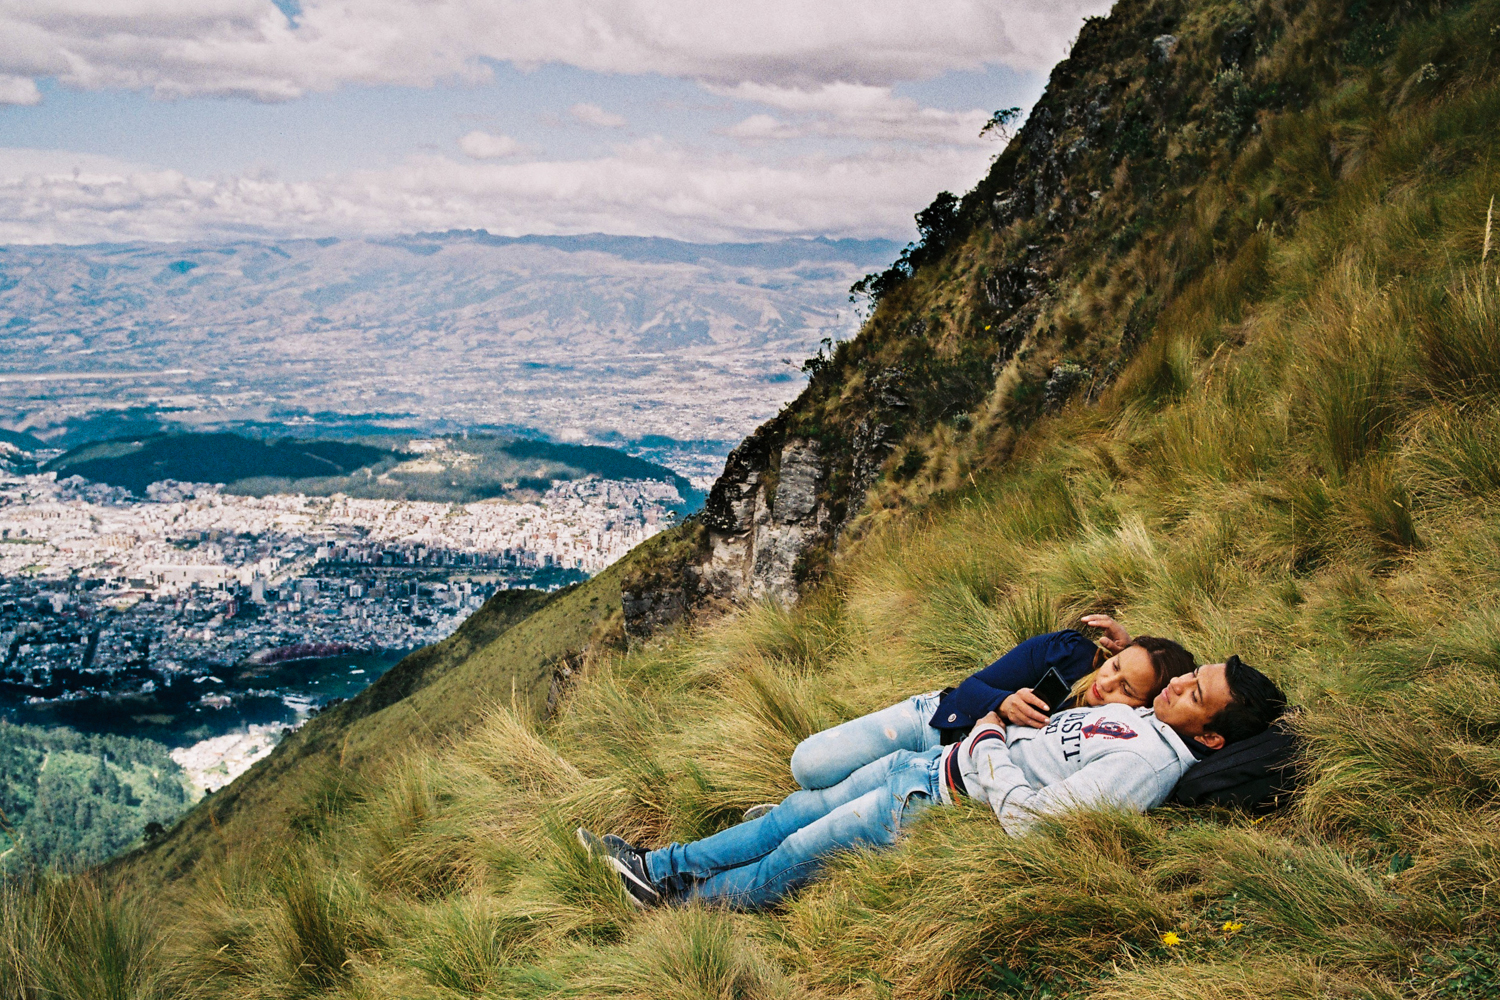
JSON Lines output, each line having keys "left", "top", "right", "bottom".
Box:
{"left": 0, "top": 877, "right": 165, "bottom": 1000}
{"left": 563, "top": 909, "right": 797, "bottom": 1000}
{"left": 17, "top": 2, "right": 1500, "bottom": 997}
{"left": 1420, "top": 268, "right": 1500, "bottom": 399}
{"left": 785, "top": 808, "right": 1177, "bottom": 997}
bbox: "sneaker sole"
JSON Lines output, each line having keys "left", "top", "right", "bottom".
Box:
{"left": 609, "top": 854, "right": 661, "bottom": 901}
{"left": 605, "top": 857, "right": 657, "bottom": 907}
{"left": 577, "top": 827, "right": 659, "bottom": 906}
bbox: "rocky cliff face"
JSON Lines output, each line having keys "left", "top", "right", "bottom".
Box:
{"left": 623, "top": 0, "right": 1333, "bottom": 636}
{"left": 621, "top": 421, "right": 830, "bottom": 631}
{"left": 699, "top": 433, "right": 829, "bottom": 606}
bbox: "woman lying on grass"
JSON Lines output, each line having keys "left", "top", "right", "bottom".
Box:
{"left": 579, "top": 653, "right": 1287, "bottom": 910}
{"left": 788, "top": 614, "right": 1176, "bottom": 794}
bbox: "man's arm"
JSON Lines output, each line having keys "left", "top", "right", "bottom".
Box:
{"left": 961, "top": 724, "right": 1166, "bottom": 836}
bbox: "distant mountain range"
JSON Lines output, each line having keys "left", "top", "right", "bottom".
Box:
{"left": 0, "top": 232, "right": 901, "bottom": 467}
{"left": 407, "top": 231, "right": 901, "bottom": 269}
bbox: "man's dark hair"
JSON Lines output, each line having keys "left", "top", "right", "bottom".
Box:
{"left": 1208, "top": 655, "right": 1287, "bottom": 744}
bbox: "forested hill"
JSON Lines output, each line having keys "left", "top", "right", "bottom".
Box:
{"left": 45, "top": 431, "right": 697, "bottom": 506}
{"left": 0, "top": 723, "right": 190, "bottom": 872}
{"left": 13, "top": 0, "right": 1500, "bottom": 997}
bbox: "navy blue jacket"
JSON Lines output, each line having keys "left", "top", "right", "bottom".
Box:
{"left": 929, "top": 629, "right": 1099, "bottom": 732}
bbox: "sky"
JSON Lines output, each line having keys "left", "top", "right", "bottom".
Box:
{"left": 0, "top": 0, "right": 1111, "bottom": 245}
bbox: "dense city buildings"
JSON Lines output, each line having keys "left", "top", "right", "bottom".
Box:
{"left": 0, "top": 234, "right": 874, "bottom": 860}
{"left": 0, "top": 469, "right": 681, "bottom": 762}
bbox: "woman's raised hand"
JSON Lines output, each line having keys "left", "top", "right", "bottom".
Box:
{"left": 999, "top": 688, "right": 1051, "bottom": 728}
{"left": 1082, "top": 613, "right": 1131, "bottom": 653}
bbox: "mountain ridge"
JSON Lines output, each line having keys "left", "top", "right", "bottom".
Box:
{"left": 399, "top": 230, "right": 905, "bottom": 268}
{"left": 43, "top": 430, "right": 698, "bottom": 505}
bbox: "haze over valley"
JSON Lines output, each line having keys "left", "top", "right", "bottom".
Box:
{"left": 1, "top": 231, "right": 898, "bottom": 483}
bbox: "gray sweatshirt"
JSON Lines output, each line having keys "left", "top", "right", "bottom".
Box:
{"left": 937, "top": 703, "right": 1198, "bottom": 835}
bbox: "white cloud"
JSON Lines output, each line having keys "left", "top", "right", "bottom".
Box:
{"left": 0, "top": 140, "right": 991, "bottom": 245}
{"left": 458, "top": 130, "right": 528, "bottom": 159}
{"left": 0, "top": 74, "right": 40, "bottom": 105}
{"left": 725, "top": 114, "right": 797, "bottom": 141}
{"left": 0, "top": 0, "right": 1109, "bottom": 102}
{"left": 0, "top": 2, "right": 1102, "bottom": 244}
{"left": 722, "top": 81, "right": 913, "bottom": 115}
{"left": 716, "top": 82, "right": 991, "bottom": 144}
{"left": 569, "top": 102, "right": 626, "bottom": 128}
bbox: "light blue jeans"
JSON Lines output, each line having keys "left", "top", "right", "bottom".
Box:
{"left": 790, "top": 691, "right": 945, "bottom": 789}
{"left": 645, "top": 746, "right": 944, "bottom": 909}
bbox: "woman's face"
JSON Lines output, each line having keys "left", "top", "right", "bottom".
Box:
{"left": 1079, "top": 646, "right": 1158, "bottom": 707}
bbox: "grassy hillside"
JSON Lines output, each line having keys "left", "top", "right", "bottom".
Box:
{"left": 105, "top": 577, "right": 617, "bottom": 887}
{"left": 8, "top": 0, "right": 1500, "bottom": 997}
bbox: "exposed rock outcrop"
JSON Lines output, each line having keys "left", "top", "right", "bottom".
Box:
{"left": 619, "top": 585, "right": 690, "bottom": 639}
{"left": 702, "top": 435, "right": 829, "bottom": 607}
{"left": 623, "top": 428, "right": 835, "bottom": 636}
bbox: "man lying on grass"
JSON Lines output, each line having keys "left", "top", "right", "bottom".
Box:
{"left": 787, "top": 614, "right": 1175, "bottom": 794}
{"left": 579, "top": 655, "right": 1286, "bottom": 910}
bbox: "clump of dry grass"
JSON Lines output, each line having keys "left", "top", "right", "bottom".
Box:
{"left": 1089, "top": 959, "right": 1404, "bottom": 1000}
{"left": 0, "top": 877, "right": 167, "bottom": 1000}
{"left": 784, "top": 807, "right": 1176, "bottom": 997}
{"left": 562, "top": 908, "right": 797, "bottom": 1000}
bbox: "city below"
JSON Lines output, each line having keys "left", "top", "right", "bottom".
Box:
{"left": 0, "top": 465, "right": 685, "bottom": 785}
{"left": 0, "top": 230, "right": 869, "bottom": 842}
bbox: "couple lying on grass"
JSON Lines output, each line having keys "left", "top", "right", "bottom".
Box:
{"left": 579, "top": 614, "right": 1286, "bottom": 910}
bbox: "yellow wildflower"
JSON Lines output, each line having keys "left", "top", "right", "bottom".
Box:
{"left": 1160, "top": 931, "right": 1182, "bottom": 946}
{"left": 1221, "top": 921, "right": 1244, "bottom": 933}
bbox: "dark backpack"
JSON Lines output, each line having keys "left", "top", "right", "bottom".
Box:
{"left": 1170, "top": 710, "right": 1301, "bottom": 813}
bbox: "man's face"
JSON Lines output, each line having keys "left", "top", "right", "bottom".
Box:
{"left": 1152, "top": 662, "right": 1233, "bottom": 749}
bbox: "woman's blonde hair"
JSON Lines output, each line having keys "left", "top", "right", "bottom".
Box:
{"left": 1065, "top": 636, "right": 1194, "bottom": 709}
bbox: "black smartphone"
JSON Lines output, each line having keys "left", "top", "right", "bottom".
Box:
{"left": 1031, "top": 667, "right": 1071, "bottom": 714}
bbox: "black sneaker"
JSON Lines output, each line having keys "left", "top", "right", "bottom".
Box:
{"left": 576, "top": 827, "right": 660, "bottom": 908}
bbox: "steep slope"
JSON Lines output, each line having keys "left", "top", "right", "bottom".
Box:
{"left": 12, "top": 0, "right": 1500, "bottom": 997}
{"left": 621, "top": 0, "right": 1479, "bottom": 631}
{"left": 110, "top": 579, "right": 614, "bottom": 885}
